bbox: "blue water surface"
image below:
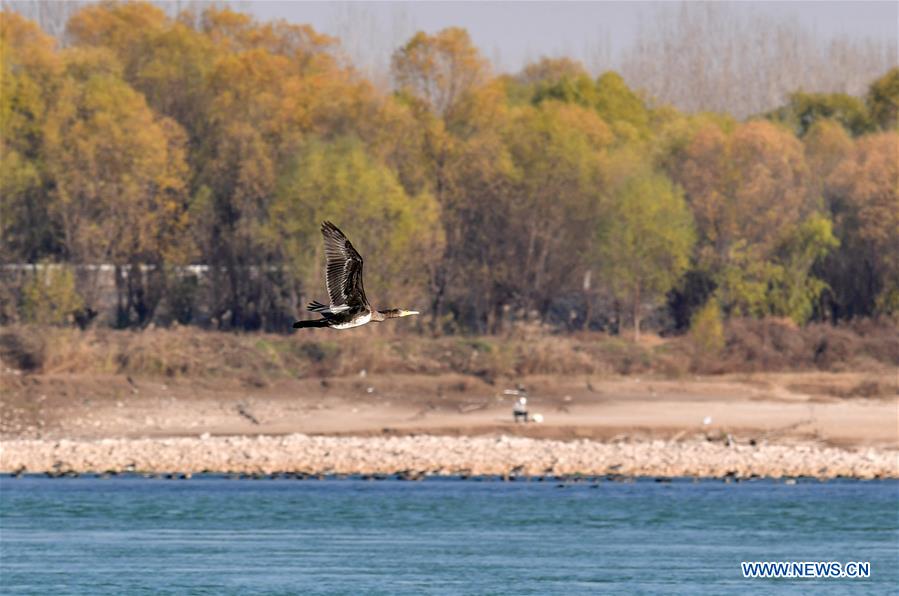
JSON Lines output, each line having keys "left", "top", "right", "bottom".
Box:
{"left": 1, "top": 475, "right": 896, "bottom": 595}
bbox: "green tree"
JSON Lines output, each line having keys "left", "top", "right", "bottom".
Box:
{"left": 715, "top": 215, "right": 838, "bottom": 324}
{"left": 531, "top": 73, "right": 598, "bottom": 108}
{"left": 767, "top": 91, "right": 873, "bottom": 137}
{"left": 527, "top": 70, "right": 651, "bottom": 143}
{"left": 690, "top": 299, "right": 725, "bottom": 359}
{"left": 768, "top": 215, "right": 839, "bottom": 323}
{"left": 594, "top": 71, "right": 651, "bottom": 141}
{"left": 503, "top": 102, "right": 608, "bottom": 322}
{"left": 22, "top": 262, "right": 84, "bottom": 325}
{"left": 598, "top": 162, "right": 694, "bottom": 339}
{"left": 866, "top": 68, "right": 899, "bottom": 131}
{"left": 269, "top": 136, "right": 441, "bottom": 317}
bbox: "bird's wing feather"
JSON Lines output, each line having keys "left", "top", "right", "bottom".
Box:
{"left": 307, "top": 300, "right": 350, "bottom": 314}
{"left": 321, "top": 221, "right": 368, "bottom": 308}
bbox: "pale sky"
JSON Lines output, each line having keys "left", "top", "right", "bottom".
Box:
{"left": 228, "top": 1, "right": 899, "bottom": 74}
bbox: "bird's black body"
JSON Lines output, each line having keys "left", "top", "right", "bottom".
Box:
{"left": 291, "top": 318, "right": 331, "bottom": 328}
{"left": 293, "top": 222, "right": 419, "bottom": 330}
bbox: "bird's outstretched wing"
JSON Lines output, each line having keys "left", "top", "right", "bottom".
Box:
{"left": 321, "top": 221, "right": 368, "bottom": 309}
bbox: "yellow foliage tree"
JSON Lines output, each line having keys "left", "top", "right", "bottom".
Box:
{"left": 43, "top": 47, "right": 188, "bottom": 323}
{"left": 826, "top": 132, "right": 899, "bottom": 316}
{"left": 392, "top": 27, "right": 490, "bottom": 122}
{"left": 22, "top": 263, "right": 84, "bottom": 326}
{"left": 690, "top": 299, "right": 725, "bottom": 358}
{"left": 0, "top": 11, "right": 62, "bottom": 262}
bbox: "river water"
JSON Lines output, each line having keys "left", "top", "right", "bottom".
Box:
{"left": 1, "top": 476, "right": 896, "bottom": 594}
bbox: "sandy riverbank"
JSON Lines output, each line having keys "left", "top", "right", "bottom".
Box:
{"left": 3, "top": 372, "right": 898, "bottom": 446}
{"left": 2, "top": 434, "right": 897, "bottom": 479}
{"left": 3, "top": 366, "right": 897, "bottom": 479}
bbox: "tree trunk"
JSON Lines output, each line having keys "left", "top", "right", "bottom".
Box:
{"left": 633, "top": 284, "right": 641, "bottom": 342}
{"left": 114, "top": 265, "right": 128, "bottom": 328}
{"left": 429, "top": 265, "right": 446, "bottom": 337}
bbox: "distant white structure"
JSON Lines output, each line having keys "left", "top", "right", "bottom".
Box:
{"left": 506, "top": 383, "right": 530, "bottom": 423}
{"left": 513, "top": 397, "right": 528, "bottom": 423}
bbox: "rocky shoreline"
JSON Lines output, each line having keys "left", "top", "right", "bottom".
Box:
{"left": 2, "top": 434, "right": 897, "bottom": 479}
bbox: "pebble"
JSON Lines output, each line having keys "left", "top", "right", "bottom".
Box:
{"left": 0, "top": 435, "right": 895, "bottom": 479}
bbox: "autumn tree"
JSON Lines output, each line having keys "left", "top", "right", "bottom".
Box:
{"left": 518, "top": 56, "right": 588, "bottom": 87}
{"left": 824, "top": 132, "right": 899, "bottom": 317}
{"left": 392, "top": 27, "right": 489, "bottom": 122}
{"left": 43, "top": 46, "right": 189, "bottom": 325}
{"left": 1, "top": 3, "right": 894, "bottom": 335}
{"left": 66, "top": 1, "right": 217, "bottom": 147}
{"left": 673, "top": 121, "right": 810, "bottom": 261}
{"left": 803, "top": 119, "right": 854, "bottom": 194}
{"left": 0, "top": 11, "right": 62, "bottom": 263}
{"left": 668, "top": 119, "right": 838, "bottom": 322}
{"left": 391, "top": 27, "right": 503, "bottom": 332}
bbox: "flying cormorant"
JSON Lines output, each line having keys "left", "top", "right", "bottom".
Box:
{"left": 293, "top": 221, "right": 419, "bottom": 329}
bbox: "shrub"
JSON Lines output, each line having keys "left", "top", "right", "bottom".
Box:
{"left": 21, "top": 264, "right": 83, "bottom": 326}
{"left": 690, "top": 300, "right": 725, "bottom": 360}
{"left": 0, "top": 326, "right": 46, "bottom": 372}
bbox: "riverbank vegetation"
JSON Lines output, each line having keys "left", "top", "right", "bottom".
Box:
{"left": 1, "top": 318, "right": 896, "bottom": 381}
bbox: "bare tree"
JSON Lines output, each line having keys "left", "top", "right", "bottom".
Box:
{"left": 330, "top": 1, "right": 414, "bottom": 90}
{"left": 619, "top": 3, "right": 898, "bottom": 117}
{"left": 2, "top": 0, "right": 84, "bottom": 42}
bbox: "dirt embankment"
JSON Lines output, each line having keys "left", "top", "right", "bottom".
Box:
{"left": 1, "top": 324, "right": 896, "bottom": 479}
{"left": 1, "top": 370, "right": 897, "bottom": 446}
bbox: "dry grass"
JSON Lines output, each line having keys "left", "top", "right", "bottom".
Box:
{"left": 1, "top": 318, "right": 896, "bottom": 382}
{"left": 705, "top": 317, "right": 899, "bottom": 374}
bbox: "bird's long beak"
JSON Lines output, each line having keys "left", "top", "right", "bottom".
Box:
{"left": 400, "top": 310, "right": 420, "bottom": 317}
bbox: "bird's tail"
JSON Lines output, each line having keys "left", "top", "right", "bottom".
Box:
{"left": 292, "top": 319, "right": 330, "bottom": 329}
{"left": 307, "top": 300, "right": 329, "bottom": 312}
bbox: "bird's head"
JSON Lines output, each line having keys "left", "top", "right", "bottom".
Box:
{"left": 398, "top": 309, "right": 420, "bottom": 318}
